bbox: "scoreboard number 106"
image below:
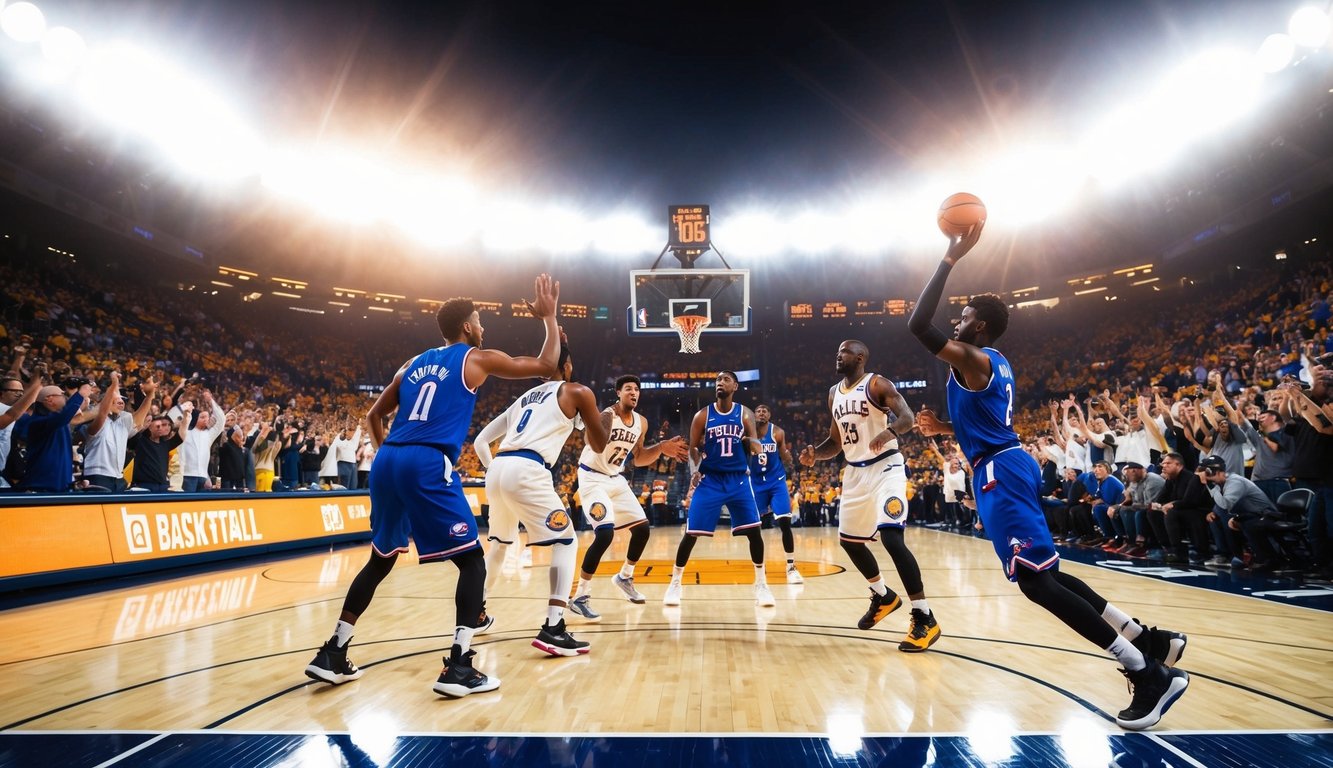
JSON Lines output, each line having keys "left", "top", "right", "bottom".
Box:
{"left": 669, "top": 204, "right": 711, "bottom": 248}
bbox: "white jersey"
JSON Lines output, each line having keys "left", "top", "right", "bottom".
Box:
{"left": 495, "top": 381, "right": 580, "bottom": 466}
{"left": 831, "top": 372, "right": 897, "bottom": 464}
{"left": 577, "top": 408, "right": 644, "bottom": 475}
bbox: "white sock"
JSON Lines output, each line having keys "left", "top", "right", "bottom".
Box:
{"left": 546, "top": 603, "right": 564, "bottom": 626}
{"left": 671, "top": 565, "right": 684, "bottom": 582}
{"left": 575, "top": 577, "right": 592, "bottom": 599}
{"left": 334, "top": 620, "right": 355, "bottom": 646}
{"left": 911, "top": 599, "right": 930, "bottom": 613}
{"left": 1107, "top": 635, "right": 1147, "bottom": 671}
{"left": 868, "top": 580, "right": 888, "bottom": 596}
{"left": 1102, "top": 603, "right": 1142, "bottom": 640}
{"left": 454, "top": 624, "right": 477, "bottom": 654}
{"left": 754, "top": 562, "right": 767, "bottom": 584}
{"left": 619, "top": 562, "right": 635, "bottom": 579}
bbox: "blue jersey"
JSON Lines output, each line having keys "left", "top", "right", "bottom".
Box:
{"left": 384, "top": 344, "right": 477, "bottom": 463}
{"left": 700, "top": 402, "right": 748, "bottom": 474}
{"left": 749, "top": 423, "right": 786, "bottom": 484}
{"left": 945, "top": 347, "right": 1020, "bottom": 464}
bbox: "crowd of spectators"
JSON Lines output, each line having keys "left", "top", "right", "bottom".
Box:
{"left": 2, "top": 238, "right": 1331, "bottom": 579}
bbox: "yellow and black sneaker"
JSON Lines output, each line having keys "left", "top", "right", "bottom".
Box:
{"left": 856, "top": 589, "right": 902, "bottom": 630}
{"left": 898, "top": 608, "right": 941, "bottom": 652}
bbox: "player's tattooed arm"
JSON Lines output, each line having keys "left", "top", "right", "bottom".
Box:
{"left": 868, "top": 376, "right": 914, "bottom": 451}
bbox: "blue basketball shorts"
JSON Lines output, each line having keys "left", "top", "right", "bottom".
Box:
{"left": 752, "top": 476, "right": 792, "bottom": 518}
{"left": 369, "top": 444, "right": 479, "bottom": 562}
{"left": 687, "top": 471, "right": 761, "bottom": 535}
{"left": 973, "top": 446, "right": 1059, "bottom": 581}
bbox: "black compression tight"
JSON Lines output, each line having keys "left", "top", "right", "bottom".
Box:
{"left": 1015, "top": 567, "right": 1116, "bottom": 647}
{"left": 879, "top": 527, "right": 924, "bottom": 595}
{"left": 342, "top": 550, "right": 398, "bottom": 620}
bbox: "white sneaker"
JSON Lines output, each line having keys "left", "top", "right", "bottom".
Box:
{"left": 613, "top": 574, "right": 647, "bottom": 604}
{"left": 663, "top": 580, "right": 683, "bottom": 606}
{"left": 786, "top": 565, "right": 804, "bottom": 584}
{"left": 755, "top": 582, "right": 776, "bottom": 607}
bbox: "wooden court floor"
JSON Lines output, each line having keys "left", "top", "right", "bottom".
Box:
{"left": 1, "top": 525, "right": 1330, "bottom": 743}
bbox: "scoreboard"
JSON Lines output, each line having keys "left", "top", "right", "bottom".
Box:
{"left": 786, "top": 297, "right": 917, "bottom": 324}
{"left": 668, "top": 205, "right": 710, "bottom": 249}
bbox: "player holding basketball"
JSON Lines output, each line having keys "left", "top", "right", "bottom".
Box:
{"left": 305, "top": 275, "right": 561, "bottom": 698}
{"left": 799, "top": 341, "right": 940, "bottom": 652}
{"left": 664, "top": 371, "right": 776, "bottom": 607}
{"left": 909, "top": 225, "right": 1189, "bottom": 730}
{"left": 751, "top": 404, "right": 803, "bottom": 584}
{"left": 474, "top": 339, "right": 609, "bottom": 656}
{"left": 567, "top": 375, "right": 690, "bottom": 620}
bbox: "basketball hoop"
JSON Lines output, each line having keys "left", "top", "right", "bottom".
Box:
{"left": 670, "top": 314, "right": 710, "bottom": 354}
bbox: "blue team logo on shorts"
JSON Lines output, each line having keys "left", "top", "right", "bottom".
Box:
{"left": 883, "top": 497, "right": 905, "bottom": 518}
{"left": 546, "top": 509, "right": 571, "bottom": 531}
{"left": 588, "top": 502, "right": 607, "bottom": 522}
{"left": 450, "top": 522, "right": 470, "bottom": 537}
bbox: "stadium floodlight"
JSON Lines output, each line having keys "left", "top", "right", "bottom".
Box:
{"left": 40, "top": 26, "right": 85, "bottom": 71}
{"left": 1257, "top": 33, "right": 1296, "bottom": 73}
{"left": 536, "top": 205, "right": 591, "bottom": 254}
{"left": 839, "top": 199, "right": 895, "bottom": 255}
{"left": 717, "top": 209, "right": 783, "bottom": 257}
{"left": 1289, "top": 6, "right": 1330, "bottom": 49}
{"left": 478, "top": 201, "right": 542, "bottom": 253}
{"left": 787, "top": 209, "right": 837, "bottom": 253}
{"left": 976, "top": 144, "right": 1082, "bottom": 226}
{"left": 1, "top": 2, "right": 46, "bottom": 43}
{"left": 590, "top": 212, "right": 657, "bottom": 256}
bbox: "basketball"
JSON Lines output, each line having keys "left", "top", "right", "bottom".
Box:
{"left": 937, "top": 192, "right": 986, "bottom": 238}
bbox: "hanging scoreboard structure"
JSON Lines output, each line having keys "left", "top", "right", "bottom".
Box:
{"left": 667, "top": 204, "right": 711, "bottom": 264}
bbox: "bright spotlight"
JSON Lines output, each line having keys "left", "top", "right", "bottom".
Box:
{"left": 1289, "top": 6, "right": 1330, "bottom": 49}
{"left": 1256, "top": 33, "right": 1295, "bottom": 73}
{"left": 40, "top": 26, "right": 86, "bottom": 71}
{"left": 1, "top": 2, "right": 46, "bottom": 43}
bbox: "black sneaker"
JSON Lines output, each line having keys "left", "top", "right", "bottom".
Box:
{"left": 532, "top": 619, "right": 591, "bottom": 657}
{"left": 433, "top": 646, "right": 501, "bottom": 697}
{"left": 856, "top": 589, "right": 902, "bottom": 630}
{"left": 304, "top": 635, "right": 364, "bottom": 685}
{"left": 898, "top": 608, "right": 941, "bottom": 652}
{"left": 1129, "top": 620, "right": 1187, "bottom": 667}
{"left": 1116, "top": 659, "right": 1189, "bottom": 730}
{"left": 475, "top": 607, "right": 495, "bottom": 634}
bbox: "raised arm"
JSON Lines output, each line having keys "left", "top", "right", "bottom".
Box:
{"left": 908, "top": 226, "right": 993, "bottom": 389}
{"left": 85, "top": 371, "right": 120, "bottom": 438}
{"left": 464, "top": 274, "right": 561, "bottom": 388}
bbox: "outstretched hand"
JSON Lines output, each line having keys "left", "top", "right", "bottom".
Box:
{"left": 916, "top": 407, "right": 949, "bottom": 437}
{"left": 943, "top": 221, "right": 984, "bottom": 265}
{"left": 797, "top": 445, "right": 816, "bottom": 467}
{"left": 660, "top": 435, "right": 690, "bottom": 462}
{"left": 525, "top": 273, "right": 560, "bottom": 320}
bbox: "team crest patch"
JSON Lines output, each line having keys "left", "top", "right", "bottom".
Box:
{"left": 546, "top": 509, "right": 571, "bottom": 531}
{"left": 1009, "top": 536, "right": 1032, "bottom": 556}
{"left": 588, "top": 502, "right": 607, "bottom": 522}
{"left": 883, "top": 497, "right": 905, "bottom": 517}
{"left": 449, "top": 522, "right": 470, "bottom": 537}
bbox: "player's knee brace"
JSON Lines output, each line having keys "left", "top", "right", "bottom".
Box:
{"left": 840, "top": 539, "right": 881, "bottom": 580}
{"left": 626, "top": 523, "right": 650, "bottom": 561}
{"left": 581, "top": 526, "right": 615, "bottom": 572}
{"left": 880, "top": 527, "right": 924, "bottom": 594}
{"left": 342, "top": 550, "right": 399, "bottom": 618}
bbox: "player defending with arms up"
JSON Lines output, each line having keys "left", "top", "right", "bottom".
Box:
{"left": 908, "top": 226, "right": 1188, "bottom": 730}
{"left": 305, "top": 275, "right": 561, "bottom": 699}
{"left": 752, "top": 404, "right": 803, "bottom": 584}
{"left": 568, "top": 375, "right": 690, "bottom": 620}
{"left": 474, "top": 338, "right": 609, "bottom": 656}
{"left": 799, "top": 341, "right": 939, "bottom": 651}
{"left": 664, "top": 371, "right": 775, "bottom": 607}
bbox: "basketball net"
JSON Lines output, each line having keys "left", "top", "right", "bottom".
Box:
{"left": 670, "top": 314, "right": 710, "bottom": 354}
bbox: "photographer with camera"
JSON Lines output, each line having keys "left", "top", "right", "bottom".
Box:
{"left": 14, "top": 376, "right": 93, "bottom": 493}
{"left": 1196, "top": 454, "right": 1280, "bottom": 571}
